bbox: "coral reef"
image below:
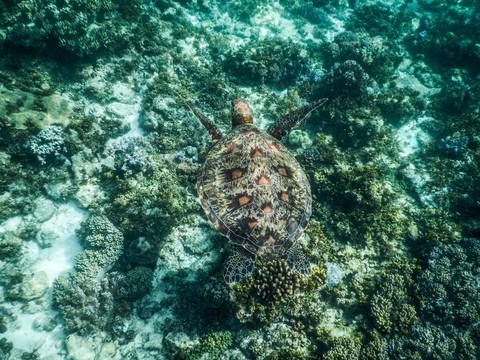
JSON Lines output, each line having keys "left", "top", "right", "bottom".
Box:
{"left": 296, "top": 3, "right": 331, "bottom": 26}
{"left": 346, "top": 3, "right": 412, "bottom": 39}
{"left": 105, "top": 164, "right": 192, "bottom": 238}
{"left": 75, "top": 214, "right": 124, "bottom": 274}
{"left": 419, "top": 239, "right": 480, "bottom": 329}
{"left": 368, "top": 259, "right": 419, "bottom": 335}
{"left": 322, "top": 60, "right": 370, "bottom": 98}
{"left": 0, "top": 0, "right": 139, "bottom": 56}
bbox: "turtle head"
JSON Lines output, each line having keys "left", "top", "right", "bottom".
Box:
{"left": 232, "top": 98, "right": 253, "bottom": 128}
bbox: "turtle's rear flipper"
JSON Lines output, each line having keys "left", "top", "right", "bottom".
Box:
{"left": 267, "top": 98, "right": 328, "bottom": 140}
{"left": 284, "top": 243, "right": 311, "bottom": 276}
{"left": 224, "top": 245, "right": 255, "bottom": 284}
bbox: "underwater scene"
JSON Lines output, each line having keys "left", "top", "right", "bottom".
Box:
{"left": 1, "top": 0, "right": 480, "bottom": 359}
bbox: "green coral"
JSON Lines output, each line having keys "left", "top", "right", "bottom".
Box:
{"left": 323, "top": 337, "right": 362, "bottom": 360}
{"left": 186, "top": 331, "right": 232, "bottom": 360}
{"left": 288, "top": 129, "right": 310, "bottom": 149}
{"left": 367, "top": 259, "right": 420, "bottom": 335}
{"left": 66, "top": 114, "right": 128, "bottom": 155}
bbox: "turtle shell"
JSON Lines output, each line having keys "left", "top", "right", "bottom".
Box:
{"left": 197, "top": 124, "right": 311, "bottom": 255}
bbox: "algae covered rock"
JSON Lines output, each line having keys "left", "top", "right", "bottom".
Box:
{"left": 224, "top": 38, "right": 312, "bottom": 88}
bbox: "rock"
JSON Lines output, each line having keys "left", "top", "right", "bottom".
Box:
{"left": 19, "top": 271, "right": 49, "bottom": 300}
{"left": 44, "top": 181, "right": 73, "bottom": 201}
{"left": 144, "top": 333, "right": 163, "bottom": 351}
{"left": 33, "top": 315, "right": 57, "bottom": 332}
{"left": 326, "top": 262, "right": 343, "bottom": 288}
{"left": 163, "top": 332, "right": 196, "bottom": 354}
{"left": 75, "top": 184, "right": 104, "bottom": 209}
{"left": 33, "top": 197, "right": 56, "bottom": 222}
{"left": 65, "top": 335, "right": 95, "bottom": 360}
{"left": 112, "top": 82, "right": 135, "bottom": 103}
{"left": 96, "top": 342, "right": 117, "bottom": 359}
{"left": 36, "top": 229, "right": 60, "bottom": 248}
{"left": 157, "top": 222, "right": 219, "bottom": 275}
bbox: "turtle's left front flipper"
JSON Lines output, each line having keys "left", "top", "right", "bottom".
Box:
{"left": 224, "top": 245, "right": 255, "bottom": 284}
{"left": 175, "top": 91, "right": 223, "bottom": 140}
{"left": 267, "top": 98, "right": 328, "bottom": 140}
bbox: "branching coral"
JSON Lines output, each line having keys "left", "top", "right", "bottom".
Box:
{"left": 107, "top": 266, "right": 154, "bottom": 301}
{"left": 254, "top": 259, "right": 302, "bottom": 306}
{"left": 53, "top": 272, "right": 113, "bottom": 334}
{"left": 322, "top": 60, "right": 370, "bottom": 98}
{"left": 186, "top": 331, "right": 232, "bottom": 360}
{"left": 26, "top": 125, "right": 67, "bottom": 165}
{"left": 418, "top": 238, "right": 480, "bottom": 328}
{"left": 75, "top": 214, "right": 124, "bottom": 274}
{"left": 323, "top": 337, "right": 362, "bottom": 360}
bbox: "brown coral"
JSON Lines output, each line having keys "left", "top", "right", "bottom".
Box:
{"left": 254, "top": 259, "right": 302, "bottom": 306}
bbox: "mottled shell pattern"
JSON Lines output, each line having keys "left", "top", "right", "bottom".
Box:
{"left": 197, "top": 100, "right": 312, "bottom": 258}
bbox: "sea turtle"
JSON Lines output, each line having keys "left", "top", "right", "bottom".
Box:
{"left": 177, "top": 92, "right": 328, "bottom": 283}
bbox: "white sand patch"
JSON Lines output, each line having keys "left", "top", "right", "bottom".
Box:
{"left": 1, "top": 201, "right": 88, "bottom": 355}
{"left": 33, "top": 201, "right": 88, "bottom": 285}
{"left": 251, "top": 2, "right": 300, "bottom": 41}
{"left": 3, "top": 312, "right": 65, "bottom": 357}
{"left": 396, "top": 116, "right": 432, "bottom": 157}
{"left": 0, "top": 215, "right": 23, "bottom": 232}
{"left": 395, "top": 58, "right": 441, "bottom": 96}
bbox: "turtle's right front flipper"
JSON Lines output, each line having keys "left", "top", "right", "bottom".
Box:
{"left": 284, "top": 242, "right": 311, "bottom": 276}
{"left": 267, "top": 97, "right": 328, "bottom": 140}
{"left": 224, "top": 245, "right": 255, "bottom": 284}
{"left": 175, "top": 91, "right": 223, "bottom": 140}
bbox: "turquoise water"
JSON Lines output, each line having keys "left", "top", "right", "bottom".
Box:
{"left": 0, "top": 0, "right": 479, "bottom": 359}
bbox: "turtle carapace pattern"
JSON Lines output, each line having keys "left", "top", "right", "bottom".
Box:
{"left": 178, "top": 93, "right": 328, "bottom": 283}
